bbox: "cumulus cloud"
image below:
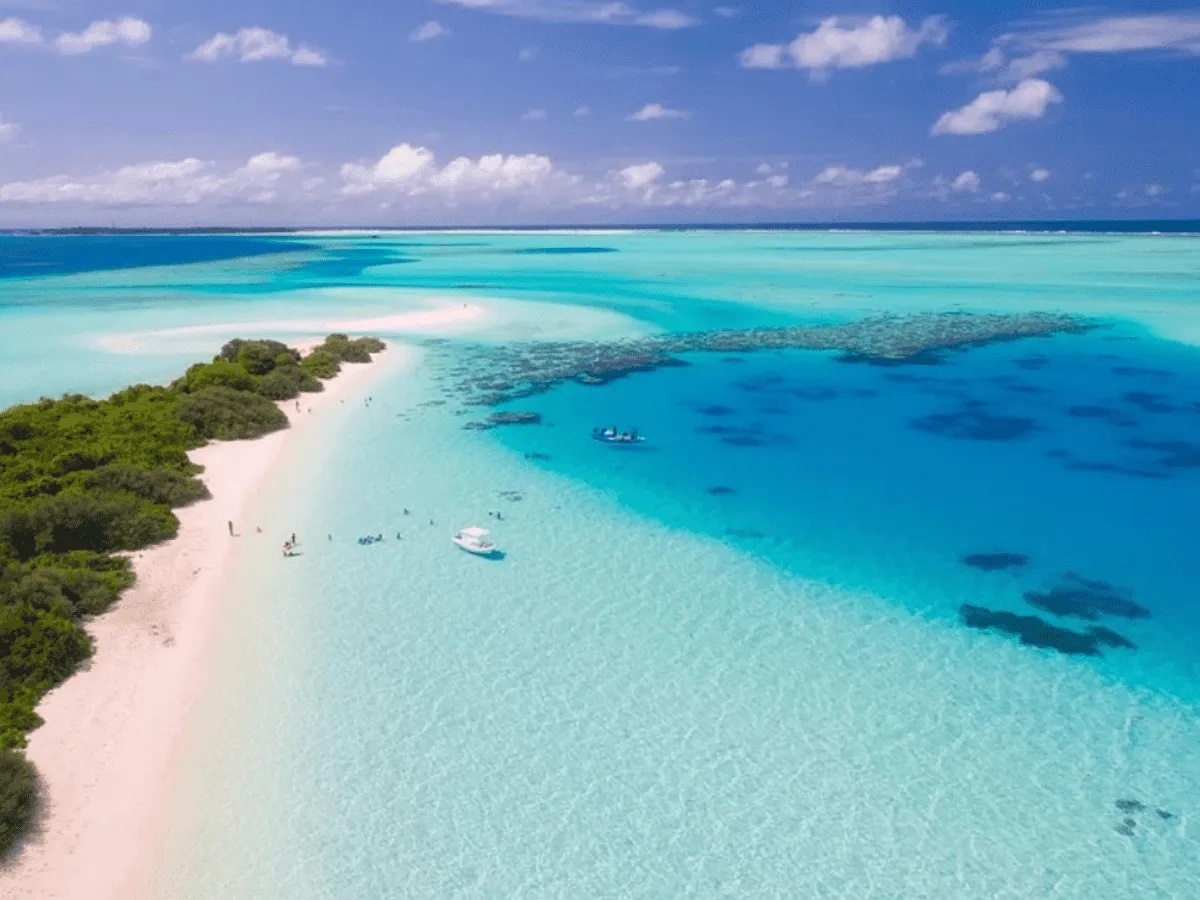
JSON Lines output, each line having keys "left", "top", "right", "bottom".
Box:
{"left": 436, "top": 0, "right": 696, "bottom": 29}
{"left": 932, "top": 79, "right": 1062, "bottom": 136}
{"left": 991, "top": 191, "right": 1011, "bottom": 202}
{"left": 814, "top": 163, "right": 904, "bottom": 187}
{"left": 518, "top": 47, "right": 538, "bottom": 61}
{"left": 740, "top": 15, "right": 947, "bottom": 76}
{"left": 620, "top": 161, "right": 665, "bottom": 189}
{"left": 1029, "top": 167, "right": 1051, "bottom": 183}
{"left": 54, "top": 17, "right": 150, "bottom": 55}
{"left": 0, "top": 152, "right": 304, "bottom": 205}
{"left": 521, "top": 108, "right": 547, "bottom": 121}
{"left": 628, "top": 102, "right": 691, "bottom": 121}
{"left": 0, "top": 17, "right": 42, "bottom": 45}
{"left": 189, "top": 27, "right": 327, "bottom": 66}
{"left": 573, "top": 105, "right": 591, "bottom": 117}
{"left": 410, "top": 20, "right": 448, "bottom": 42}
{"left": 339, "top": 142, "right": 580, "bottom": 203}
{"left": 952, "top": 170, "right": 981, "bottom": 192}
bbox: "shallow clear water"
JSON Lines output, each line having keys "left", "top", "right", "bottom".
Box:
{"left": 3, "top": 230, "right": 1199, "bottom": 897}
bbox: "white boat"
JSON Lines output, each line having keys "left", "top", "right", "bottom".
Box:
{"left": 452, "top": 526, "right": 500, "bottom": 557}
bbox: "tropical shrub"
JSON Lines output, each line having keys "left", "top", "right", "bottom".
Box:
{"left": 0, "top": 748, "right": 37, "bottom": 854}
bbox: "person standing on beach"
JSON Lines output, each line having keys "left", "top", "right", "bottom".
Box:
{"left": 228, "top": 520, "right": 234, "bottom": 536}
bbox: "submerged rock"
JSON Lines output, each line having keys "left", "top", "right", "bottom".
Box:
{"left": 1116, "top": 799, "right": 1146, "bottom": 814}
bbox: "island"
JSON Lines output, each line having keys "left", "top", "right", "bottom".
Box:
{"left": 0, "top": 333, "right": 385, "bottom": 856}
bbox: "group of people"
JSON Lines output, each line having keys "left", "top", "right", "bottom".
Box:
{"left": 282, "top": 533, "right": 299, "bottom": 557}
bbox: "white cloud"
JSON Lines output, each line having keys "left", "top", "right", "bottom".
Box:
{"left": 740, "top": 15, "right": 947, "bottom": 76}
{"left": 952, "top": 170, "right": 981, "bottom": 192}
{"left": 628, "top": 102, "right": 691, "bottom": 121}
{"left": 54, "top": 17, "right": 150, "bottom": 55}
{"left": 941, "top": 48, "right": 1065, "bottom": 83}
{"left": 991, "top": 191, "right": 1011, "bottom": 202}
{"left": 0, "top": 114, "right": 19, "bottom": 143}
{"left": 932, "top": 79, "right": 1062, "bottom": 136}
{"left": 572, "top": 105, "right": 591, "bottom": 117}
{"left": 0, "top": 152, "right": 304, "bottom": 205}
{"left": 436, "top": 0, "right": 696, "bottom": 29}
{"left": 0, "top": 17, "right": 42, "bottom": 45}
{"left": 521, "top": 108, "right": 547, "bottom": 121}
{"left": 1145, "top": 182, "right": 1168, "bottom": 198}
{"left": 1029, "top": 167, "right": 1051, "bottom": 183}
{"left": 814, "top": 163, "right": 904, "bottom": 187}
{"left": 620, "top": 161, "right": 665, "bottom": 190}
{"left": 713, "top": 7, "right": 740, "bottom": 18}
{"left": 518, "top": 47, "right": 537, "bottom": 61}
{"left": 1019, "top": 14, "right": 1200, "bottom": 55}
{"left": 410, "top": 20, "right": 448, "bottom": 42}
{"left": 339, "top": 142, "right": 578, "bottom": 202}
{"left": 189, "top": 27, "right": 327, "bottom": 66}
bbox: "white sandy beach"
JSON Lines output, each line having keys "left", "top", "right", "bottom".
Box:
{"left": 0, "top": 322, "right": 455, "bottom": 898}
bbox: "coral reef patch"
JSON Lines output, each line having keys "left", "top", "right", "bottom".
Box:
{"left": 432, "top": 311, "right": 1089, "bottom": 407}
{"left": 962, "top": 552, "right": 1030, "bottom": 572}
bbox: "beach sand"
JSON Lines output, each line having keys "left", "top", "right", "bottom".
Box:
{"left": 0, "top": 344, "right": 412, "bottom": 899}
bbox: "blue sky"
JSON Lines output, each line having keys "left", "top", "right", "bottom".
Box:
{"left": 0, "top": 0, "right": 1197, "bottom": 225}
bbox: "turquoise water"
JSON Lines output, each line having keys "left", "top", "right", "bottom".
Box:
{"left": 3, "top": 230, "right": 1200, "bottom": 896}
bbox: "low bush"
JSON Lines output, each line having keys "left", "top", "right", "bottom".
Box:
{"left": 300, "top": 348, "right": 341, "bottom": 379}
{"left": 177, "top": 386, "right": 289, "bottom": 441}
{"left": 85, "top": 464, "right": 210, "bottom": 508}
{"left": 0, "top": 748, "right": 37, "bottom": 854}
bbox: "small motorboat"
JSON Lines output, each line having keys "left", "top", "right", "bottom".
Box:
{"left": 452, "top": 526, "right": 500, "bottom": 557}
{"left": 592, "top": 426, "right": 645, "bottom": 444}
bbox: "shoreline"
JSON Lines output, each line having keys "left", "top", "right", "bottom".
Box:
{"left": 0, "top": 347, "right": 400, "bottom": 899}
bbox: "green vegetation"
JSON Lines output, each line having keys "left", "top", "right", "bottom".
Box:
{"left": 0, "top": 333, "right": 384, "bottom": 857}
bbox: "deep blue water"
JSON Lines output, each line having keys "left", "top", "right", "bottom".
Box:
{"left": 482, "top": 326, "right": 1200, "bottom": 695}
{"left": 0, "top": 234, "right": 312, "bottom": 280}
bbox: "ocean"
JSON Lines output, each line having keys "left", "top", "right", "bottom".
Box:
{"left": 3, "top": 228, "right": 1198, "bottom": 897}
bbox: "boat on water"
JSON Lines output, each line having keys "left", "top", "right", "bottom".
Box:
{"left": 592, "top": 426, "right": 645, "bottom": 444}
{"left": 452, "top": 526, "right": 501, "bottom": 557}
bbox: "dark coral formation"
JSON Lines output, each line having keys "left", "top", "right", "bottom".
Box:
{"left": 911, "top": 404, "right": 1037, "bottom": 441}
{"left": 486, "top": 411, "right": 543, "bottom": 426}
{"left": 1067, "top": 405, "right": 1137, "bottom": 427}
{"left": 1024, "top": 573, "right": 1150, "bottom": 621}
{"left": 959, "top": 605, "right": 1102, "bottom": 655}
{"left": 1112, "top": 365, "right": 1172, "bottom": 378}
{"left": 1088, "top": 626, "right": 1137, "bottom": 650}
{"left": 707, "top": 486, "right": 737, "bottom": 495}
{"left": 697, "top": 404, "right": 737, "bottom": 416}
{"left": 1116, "top": 799, "right": 1146, "bottom": 814}
{"left": 1014, "top": 354, "right": 1050, "bottom": 370}
{"left": 1128, "top": 438, "right": 1200, "bottom": 469}
{"left": 1123, "top": 391, "right": 1177, "bottom": 413}
{"left": 962, "top": 552, "right": 1029, "bottom": 572}
{"left": 431, "top": 311, "right": 1088, "bottom": 407}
